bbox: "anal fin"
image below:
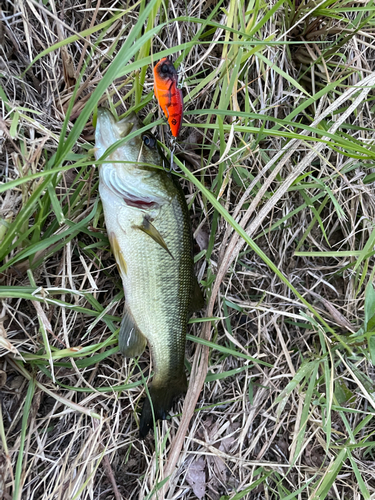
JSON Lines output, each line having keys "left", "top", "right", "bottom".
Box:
{"left": 119, "top": 306, "right": 147, "bottom": 358}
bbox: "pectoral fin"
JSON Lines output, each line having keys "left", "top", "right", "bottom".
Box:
{"left": 133, "top": 217, "right": 174, "bottom": 260}
{"left": 119, "top": 306, "right": 147, "bottom": 358}
{"left": 109, "top": 232, "right": 127, "bottom": 277}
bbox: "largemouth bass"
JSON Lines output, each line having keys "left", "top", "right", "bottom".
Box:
{"left": 95, "top": 108, "right": 202, "bottom": 437}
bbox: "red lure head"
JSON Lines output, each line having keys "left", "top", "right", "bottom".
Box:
{"left": 153, "top": 57, "right": 183, "bottom": 138}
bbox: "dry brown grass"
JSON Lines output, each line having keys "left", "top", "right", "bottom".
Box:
{"left": 1, "top": 0, "right": 375, "bottom": 499}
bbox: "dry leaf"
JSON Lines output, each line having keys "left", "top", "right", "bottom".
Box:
{"left": 195, "top": 223, "right": 210, "bottom": 252}
{"left": 212, "top": 455, "right": 228, "bottom": 485}
{"left": 186, "top": 458, "right": 206, "bottom": 499}
{"left": 303, "top": 442, "right": 327, "bottom": 468}
{"left": 61, "top": 47, "right": 76, "bottom": 89}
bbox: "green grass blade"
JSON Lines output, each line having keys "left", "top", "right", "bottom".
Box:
{"left": 13, "top": 377, "right": 36, "bottom": 500}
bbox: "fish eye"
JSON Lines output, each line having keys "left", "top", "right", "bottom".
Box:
{"left": 142, "top": 135, "right": 156, "bottom": 148}
{"left": 161, "top": 63, "right": 169, "bottom": 73}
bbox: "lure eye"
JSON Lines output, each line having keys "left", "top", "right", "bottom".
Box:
{"left": 142, "top": 135, "right": 156, "bottom": 148}
{"left": 161, "top": 63, "right": 169, "bottom": 73}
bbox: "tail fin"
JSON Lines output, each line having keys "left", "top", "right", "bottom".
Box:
{"left": 139, "top": 373, "right": 188, "bottom": 438}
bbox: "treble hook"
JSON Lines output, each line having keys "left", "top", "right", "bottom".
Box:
{"left": 170, "top": 138, "right": 177, "bottom": 172}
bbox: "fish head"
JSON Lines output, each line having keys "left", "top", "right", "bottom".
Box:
{"left": 95, "top": 108, "right": 163, "bottom": 170}
{"left": 95, "top": 108, "right": 172, "bottom": 208}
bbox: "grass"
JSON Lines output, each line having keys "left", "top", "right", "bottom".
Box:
{"left": 1, "top": 0, "right": 375, "bottom": 498}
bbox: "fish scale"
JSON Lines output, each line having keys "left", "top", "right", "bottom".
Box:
{"left": 120, "top": 197, "right": 192, "bottom": 382}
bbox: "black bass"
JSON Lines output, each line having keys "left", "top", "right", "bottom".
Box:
{"left": 95, "top": 108, "right": 202, "bottom": 437}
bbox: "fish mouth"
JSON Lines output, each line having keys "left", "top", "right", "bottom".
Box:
{"left": 96, "top": 108, "right": 138, "bottom": 144}
{"left": 95, "top": 108, "right": 148, "bottom": 166}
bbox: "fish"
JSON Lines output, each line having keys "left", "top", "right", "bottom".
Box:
{"left": 95, "top": 108, "right": 203, "bottom": 437}
{"left": 153, "top": 57, "right": 183, "bottom": 138}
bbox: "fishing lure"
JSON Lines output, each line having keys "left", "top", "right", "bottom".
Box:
{"left": 153, "top": 57, "right": 183, "bottom": 138}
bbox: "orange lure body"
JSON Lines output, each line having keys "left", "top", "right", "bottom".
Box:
{"left": 153, "top": 57, "right": 183, "bottom": 138}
